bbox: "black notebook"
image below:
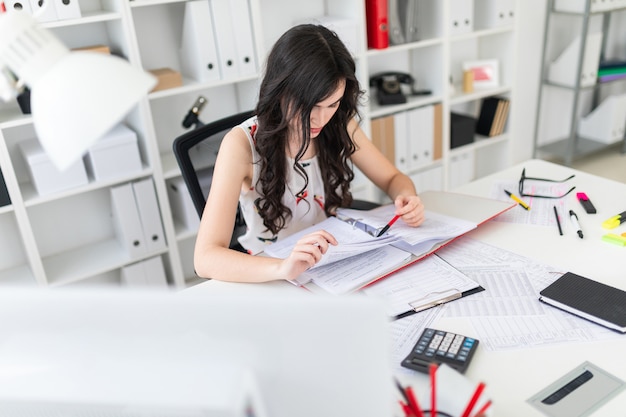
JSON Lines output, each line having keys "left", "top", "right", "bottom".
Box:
{"left": 539, "top": 272, "right": 626, "bottom": 333}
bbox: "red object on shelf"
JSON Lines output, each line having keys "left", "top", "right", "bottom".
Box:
{"left": 365, "top": 0, "right": 388, "bottom": 49}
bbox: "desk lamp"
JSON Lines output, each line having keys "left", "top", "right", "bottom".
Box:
{"left": 0, "top": 11, "right": 155, "bottom": 170}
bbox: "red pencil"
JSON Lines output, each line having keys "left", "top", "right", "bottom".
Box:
{"left": 461, "top": 382, "right": 486, "bottom": 417}
{"left": 472, "top": 399, "right": 492, "bottom": 417}
{"left": 376, "top": 214, "right": 401, "bottom": 237}
{"left": 429, "top": 363, "right": 437, "bottom": 417}
{"left": 406, "top": 386, "right": 425, "bottom": 417}
{"left": 399, "top": 400, "right": 416, "bottom": 417}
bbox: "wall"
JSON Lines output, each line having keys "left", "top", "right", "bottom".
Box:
{"left": 511, "top": 0, "right": 545, "bottom": 162}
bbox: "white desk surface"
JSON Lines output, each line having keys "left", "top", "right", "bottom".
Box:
{"left": 187, "top": 159, "right": 626, "bottom": 416}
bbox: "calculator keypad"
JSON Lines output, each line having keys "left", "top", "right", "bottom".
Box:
{"left": 402, "top": 328, "right": 478, "bottom": 374}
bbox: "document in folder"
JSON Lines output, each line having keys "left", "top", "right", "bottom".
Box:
{"left": 363, "top": 254, "right": 483, "bottom": 318}
{"left": 265, "top": 191, "right": 514, "bottom": 295}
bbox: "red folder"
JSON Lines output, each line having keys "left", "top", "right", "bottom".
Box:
{"left": 365, "top": 0, "right": 388, "bottom": 49}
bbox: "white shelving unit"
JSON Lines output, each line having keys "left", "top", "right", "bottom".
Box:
{"left": 532, "top": 0, "right": 626, "bottom": 166}
{"left": 0, "top": 0, "right": 518, "bottom": 288}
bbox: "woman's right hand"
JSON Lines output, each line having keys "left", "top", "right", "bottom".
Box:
{"left": 278, "top": 230, "right": 338, "bottom": 281}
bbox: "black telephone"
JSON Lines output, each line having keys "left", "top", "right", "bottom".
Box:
{"left": 369, "top": 72, "right": 431, "bottom": 106}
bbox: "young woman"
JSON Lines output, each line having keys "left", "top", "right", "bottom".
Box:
{"left": 194, "top": 24, "right": 425, "bottom": 283}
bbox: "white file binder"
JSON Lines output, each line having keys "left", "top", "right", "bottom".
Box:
{"left": 548, "top": 33, "right": 603, "bottom": 88}
{"left": 407, "top": 105, "right": 434, "bottom": 171}
{"left": 229, "top": 0, "right": 257, "bottom": 76}
{"left": 393, "top": 111, "right": 409, "bottom": 172}
{"left": 5, "top": 0, "right": 33, "bottom": 14}
{"left": 121, "top": 261, "right": 146, "bottom": 286}
{"left": 132, "top": 178, "right": 167, "bottom": 253}
{"left": 474, "top": 0, "right": 515, "bottom": 29}
{"left": 111, "top": 183, "right": 145, "bottom": 259}
{"left": 448, "top": 0, "right": 473, "bottom": 36}
{"left": 143, "top": 255, "right": 168, "bottom": 286}
{"left": 122, "top": 256, "right": 168, "bottom": 287}
{"left": 180, "top": 0, "right": 221, "bottom": 82}
{"left": 209, "top": 0, "right": 239, "bottom": 80}
{"left": 578, "top": 94, "right": 626, "bottom": 144}
{"left": 53, "top": 0, "right": 81, "bottom": 20}
{"left": 29, "top": 0, "right": 58, "bottom": 22}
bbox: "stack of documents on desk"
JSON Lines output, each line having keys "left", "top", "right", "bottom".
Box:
{"left": 265, "top": 191, "right": 515, "bottom": 296}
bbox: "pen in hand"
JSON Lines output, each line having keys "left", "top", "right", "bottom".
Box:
{"left": 376, "top": 214, "right": 400, "bottom": 237}
{"left": 569, "top": 209, "right": 583, "bottom": 238}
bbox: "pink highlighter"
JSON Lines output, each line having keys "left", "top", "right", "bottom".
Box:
{"left": 576, "top": 192, "right": 596, "bottom": 214}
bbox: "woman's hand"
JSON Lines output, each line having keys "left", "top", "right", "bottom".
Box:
{"left": 394, "top": 195, "right": 425, "bottom": 227}
{"left": 278, "top": 230, "right": 338, "bottom": 281}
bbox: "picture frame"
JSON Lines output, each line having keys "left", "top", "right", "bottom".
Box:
{"left": 462, "top": 59, "right": 499, "bottom": 89}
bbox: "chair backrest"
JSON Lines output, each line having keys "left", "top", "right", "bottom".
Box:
{"left": 173, "top": 110, "right": 254, "bottom": 250}
{"left": 173, "top": 110, "right": 254, "bottom": 219}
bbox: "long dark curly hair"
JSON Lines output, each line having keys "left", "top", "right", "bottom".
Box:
{"left": 254, "top": 24, "right": 364, "bottom": 235}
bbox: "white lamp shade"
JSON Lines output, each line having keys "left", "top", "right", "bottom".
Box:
{"left": 31, "top": 52, "right": 156, "bottom": 171}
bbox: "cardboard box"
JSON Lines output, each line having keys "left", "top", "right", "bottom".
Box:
{"left": 72, "top": 44, "right": 111, "bottom": 54}
{"left": 148, "top": 68, "right": 183, "bottom": 92}
{"left": 84, "top": 124, "right": 143, "bottom": 181}
{"left": 19, "top": 138, "right": 88, "bottom": 196}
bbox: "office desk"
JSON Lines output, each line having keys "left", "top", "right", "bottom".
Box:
{"left": 187, "top": 159, "right": 626, "bottom": 416}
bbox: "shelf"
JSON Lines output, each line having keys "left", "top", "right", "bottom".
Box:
{"left": 365, "top": 38, "right": 445, "bottom": 57}
{"left": 43, "top": 10, "right": 123, "bottom": 27}
{"left": 0, "top": 264, "right": 37, "bottom": 286}
{"left": 533, "top": 0, "right": 625, "bottom": 166}
{"left": 450, "top": 25, "right": 515, "bottom": 42}
{"left": 449, "top": 86, "right": 512, "bottom": 105}
{"left": 369, "top": 95, "right": 444, "bottom": 119}
{"left": 450, "top": 133, "right": 509, "bottom": 156}
{"left": 0, "top": 111, "right": 32, "bottom": 128}
{"left": 21, "top": 167, "right": 153, "bottom": 208}
{"left": 536, "top": 136, "right": 613, "bottom": 160}
{"left": 129, "top": 0, "right": 189, "bottom": 8}
{"left": 42, "top": 238, "right": 169, "bottom": 287}
{"left": 147, "top": 75, "right": 260, "bottom": 100}
{"left": 0, "top": 0, "right": 518, "bottom": 288}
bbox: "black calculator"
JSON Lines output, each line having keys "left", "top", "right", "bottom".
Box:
{"left": 401, "top": 328, "right": 479, "bottom": 374}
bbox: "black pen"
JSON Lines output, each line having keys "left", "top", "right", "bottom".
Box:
{"left": 569, "top": 210, "right": 583, "bottom": 238}
{"left": 553, "top": 206, "right": 563, "bottom": 236}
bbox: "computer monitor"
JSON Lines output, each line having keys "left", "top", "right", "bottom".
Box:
{"left": 0, "top": 288, "right": 393, "bottom": 417}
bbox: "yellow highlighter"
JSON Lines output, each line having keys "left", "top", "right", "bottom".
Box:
{"left": 602, "top": 210, "right": 626, "bottom": 229}
{"left": 504, "top": 189, "right": 530, "bottom": 211}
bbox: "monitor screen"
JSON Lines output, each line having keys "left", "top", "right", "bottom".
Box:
{"left": 0, "top": 288, "right": 393, "bottom": 417}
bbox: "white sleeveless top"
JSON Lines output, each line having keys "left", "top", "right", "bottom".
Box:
{"left": 237, "top": 116, "right": 327, "bottom": 254}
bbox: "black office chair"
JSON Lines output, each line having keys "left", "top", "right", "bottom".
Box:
{"left": 172, "top": 110, "right": 379, "bottom": 251}
{"left": 173, "top": 110, "right": 253, "bottom": 251}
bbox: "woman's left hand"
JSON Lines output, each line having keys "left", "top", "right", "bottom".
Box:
{"left": 394, "top": 195, "right": 425, "bottom": 227}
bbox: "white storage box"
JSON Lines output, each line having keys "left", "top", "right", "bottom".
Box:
{"left": 19, "top": 138, "right": 88, "bottom": 196}
{"left": 84, "top": 124, "right": 142, "bottom": 181}
{"left": 578, "top": 94, "right": 626, "bottom": 144}
{"left": 168, "top": 171, "right": 213, "bottom": 230}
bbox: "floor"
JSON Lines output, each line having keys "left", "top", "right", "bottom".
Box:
{"left": 548, "top": 142, "right": 626, "bottom": 183}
